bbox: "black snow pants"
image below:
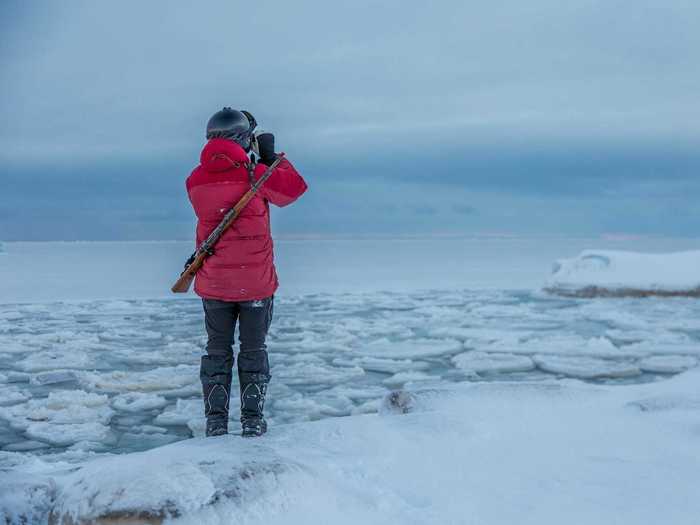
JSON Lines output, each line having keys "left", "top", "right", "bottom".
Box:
{"left": 199, "top": 296, "right": 274, "bottom": 423}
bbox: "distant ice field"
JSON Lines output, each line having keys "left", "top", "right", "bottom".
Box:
{"left": 1, "top": 238, "right": 699, "bottom": 458}
{"left": 2, "top": 237, "right": 700, "bottom": 303}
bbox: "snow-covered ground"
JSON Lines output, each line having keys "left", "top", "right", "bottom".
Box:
{"left": 1, "top": 238, "right": 699, "bottom": 524}
{"left": 3, "top": 371, "right": 700, "bottom": 524}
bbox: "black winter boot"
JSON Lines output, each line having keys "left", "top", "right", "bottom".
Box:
{"left": 239, "top": 372, "right": 269, "bottom": 437}
{"left": 200, "top": 355, "right": 233, "bottom": 437}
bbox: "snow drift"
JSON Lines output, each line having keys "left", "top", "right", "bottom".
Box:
{"left": 3, "top": 370, "right": 700, "bottom": 525}
{"left": 544, "top": 250, "right": 700, "bottom": 297}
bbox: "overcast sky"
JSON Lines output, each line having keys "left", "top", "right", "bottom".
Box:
{"left": 2, "top": 0, "right": 699, "bottom": 240}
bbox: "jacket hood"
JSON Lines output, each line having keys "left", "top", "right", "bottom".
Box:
{"left": 200, "top": 138, "right": 250, "bottom": 172}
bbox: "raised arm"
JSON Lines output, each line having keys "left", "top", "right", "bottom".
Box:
{"left": 254, "top": 132, "right": 308, "bottom": 207}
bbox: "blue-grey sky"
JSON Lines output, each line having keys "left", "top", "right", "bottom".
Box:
{"left": 1, "top": 0, "right": 699, "bottom": 240}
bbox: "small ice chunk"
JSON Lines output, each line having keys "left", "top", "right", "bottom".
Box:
{"left": 2, "top": 440, "right": 50, "bottom": 452}
{"left": 16, "top": 350, "right": 95, "bottom": 372}
{"left": 99, "top": 328, "right": 162, "bottom": 341}
{"left": 452, "top": 351, "right": 535, "bottom": 374}
{"left": 112, "top": 393, "right": 168, "bottom": 413}
{"left": 382, "top": 371, "right": 433, "bottom": 388}
{"left": 0, "top": 390, "right": 113, "bottom": 432}
{"left": 113, "top": 341, "right": 200, "bottom": 366}
{"left": 26, "top": 421, "right": 114, "bottom": 446}
{"left": 332, "top": 356, "right": 430, "bottom": 374}
{"left": 273, "top": 363, "right": 365, "bottom": 386}
{"left": 362, "top": 357, "right": 430, "bottom": 373}
{"left": 0, "top": 310, "right": 23, "bottom": 320}
{"left": 360, "top": 337, "right": 463, "bottom": 359}
{"left": 154, "top": 398, "right": 202, "bottom": 426}
{"left": 351, "top": 398, "right": 381, "bottom": 414}
{"left": 638, "top": 356, "right": 698, "bottom": 374}
{"left": 533, "top": 355, "right": 641, "bottom": 379}
{"left": 4, "top": 372, "right": 30, "bottom": 383}
{"left": 0, "top": 386, "right": 30, "bottom": 406}
{"left": 30, "top": 370, "right": 78, "bottom": 386}
{"left": 79, "top": 365, "right": 198, "bottom": 394}
{"left": 271, "top": 392, "right": 353, "bottom": 420}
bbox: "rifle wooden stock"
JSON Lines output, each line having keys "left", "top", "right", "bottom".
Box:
{"left": 171, "top": 251, "right": 207, "bottom": 293}
{"left": 170, "top": 155, "right": 284, "bottom": 294}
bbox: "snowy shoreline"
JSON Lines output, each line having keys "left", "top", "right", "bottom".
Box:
{"left": 3, "top": 370, "right": 700, "bottom": 524}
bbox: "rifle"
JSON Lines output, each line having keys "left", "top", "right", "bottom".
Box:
{"left": 171, "top": 155, "right": 284, "bottom": 293}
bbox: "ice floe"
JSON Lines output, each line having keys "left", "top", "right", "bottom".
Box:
{"left": 358, "top": 337, "right": 463, "bottom": 359}
{"left": 29, "top": 371, "right": 78, "bottom": 386}
{"left": 2, "top": 284, "right": 700, "bottom": 463}
{"left": 3, "top": 391, "right": 111, "bottom": 429}
{"left": 154, "top": 398, "right": 202, "bottom": 427}
{"left": 382, "top": 371, "right": 434, "bottom": 387}
{"left": 533, "top": 355, "right": 641, "bottom": 379}
{"left": 546, "top": 250, "right": 700, "bottom": 297}
{"left": 638, "top": 355, "right": 698, "bottom": 374}
{"left": 452, "top": 351, "right": 535, "bottom": 374}
{"left": 79, "top": 365, "right": 199, "bottom": 394}
{"left": 26, "top": 422, "right": 114, "bottom": 447}
{"left": 111, "top": 392, "right": 168, "bottom": 413}
{"left": 0, "top": 386, "right": 30, "bottom": 406}
{"left": 0, "top": 390, "right": 114, "bottom": 448}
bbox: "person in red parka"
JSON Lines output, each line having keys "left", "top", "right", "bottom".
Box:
{"left": 186, "top": 108, "right": 307, "bottom": 437}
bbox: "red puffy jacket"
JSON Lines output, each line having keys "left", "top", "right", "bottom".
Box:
{"left": 186, "top": 138, "right": 307, "bottom": 301}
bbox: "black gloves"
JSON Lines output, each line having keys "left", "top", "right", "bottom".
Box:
{"left": 255, "top": 132, "right": 277, "bottom": 166}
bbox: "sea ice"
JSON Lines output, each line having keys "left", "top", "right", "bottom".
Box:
{"left": 111, "top": 392, "right": 168, "bottom": 413}
{"left": 452, "top": 351, "right": 535, "bottom": 374}
{"left": 533, "top": 355, "right": 641, "bottom": 379}
{"left": 546, "top": 250, "right": 700, "bottom": 297}
{"left": 29, "top": 371, "right": 78, "bottom": 386}
{"left": 25, "top": 422, "right": 114, "bottom": 447}
{"left": 638, "top": 355, "right": 698, "bottom": 374}
{"left": 15, "top": 350, "right": 96, "bottom": 373}
{"left": 0, "top": 386, "right": 30, "bottom": 406}
{"left": 271, "top": 392, "right": 354, "bottom": 420}
{"left": 79, "top": 365, "right": 199, "bottom": 394}
{"left": 382, "top": 371, "right": 434, "bottom": 387}
{"left": 154, "top": 398, "right": 202, "bottom": 427}
{"left": 332, "top": 356, "right": 430, "bottom": 374}
{"left": 272, "top": 362, "right": 365, "bottom": 386}
{"left": 358, "top": 337, "right": 463, "bottom": 359}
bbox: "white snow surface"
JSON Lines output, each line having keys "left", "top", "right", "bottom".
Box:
{"left": 2, "top": 369, "right": 700, "bottom": 524}
{"left": 546, "top": 249, "right": 700, "bottom": 295}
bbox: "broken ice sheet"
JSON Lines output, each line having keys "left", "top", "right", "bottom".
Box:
{"left": 452, "top": 351, "right": 534, "bottom": 374}
{"left": 357, "top": 337, "right": 463, "bottom": 359}
{"left": 638, "top": 355, "right": 698, "bottom": 374}
{"left": 533, "top": 355, "right": 641, "bottom": 379}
